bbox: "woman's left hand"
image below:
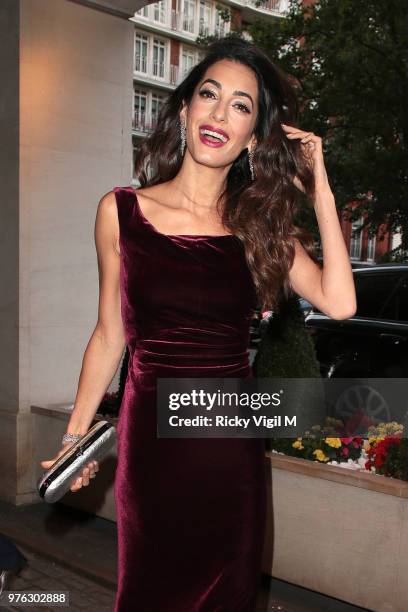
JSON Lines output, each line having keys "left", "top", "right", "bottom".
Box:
{"left": 281, "top": 123, "right": 331, "bottom": 194}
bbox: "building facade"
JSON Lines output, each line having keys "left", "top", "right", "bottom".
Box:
{"left": 340, "top": 204, "right": 403, "bottom": 267}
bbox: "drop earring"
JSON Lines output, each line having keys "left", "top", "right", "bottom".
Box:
{"left": 248, "top": 148, "right": 255, "bottom": 181}
{"left": 180, "top": 119, "right": 186, "bottom": 156}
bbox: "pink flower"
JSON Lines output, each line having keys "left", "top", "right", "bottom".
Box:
{"left": 341, "top": 446, "right": 349, "bottom": 456}
{"left": 340, "top": 437, "right": 353, "bottom": 445}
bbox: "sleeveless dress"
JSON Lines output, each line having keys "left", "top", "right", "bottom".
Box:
{"left": 113, "top": 186, "right": 267, "bottom": 612}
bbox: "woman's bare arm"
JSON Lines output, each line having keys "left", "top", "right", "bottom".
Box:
{"left": 282, "top": 124, "right": 356, "bottom": 321}
{"left": 65, "top": 190, "right": 126, "bottom": 436}
{"left": 40, "top": 190, "right": 126, "bottom": 490}
{"left": 288, "top": 188, "right": 357, "bottom": 320}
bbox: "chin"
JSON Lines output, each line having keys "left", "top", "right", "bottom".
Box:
{"left": 191, "top": 147, "right": 234, "bottom": 167}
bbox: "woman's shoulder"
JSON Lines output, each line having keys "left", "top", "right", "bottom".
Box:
{"left": 98, "top": 186, "right": 138, "bottom": 211}
{"left": 97, "top": 189, "right": 120, "bottom": 214}
{"left": 95, "top": 188, "right": 131, "bottom": 234}
{"left": 134, "top": 183, "right": 170, "bottom": 203}
{"left": 132, "top": 183, "right": 177, "bottom": 220}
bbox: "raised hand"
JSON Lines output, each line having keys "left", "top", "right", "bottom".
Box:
{"left": 281, "top": 122, "right": 331, "bottom": 194}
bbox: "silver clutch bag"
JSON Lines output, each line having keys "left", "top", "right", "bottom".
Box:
{"left": 37, "top": 420, "right": 117, "bottom": 504}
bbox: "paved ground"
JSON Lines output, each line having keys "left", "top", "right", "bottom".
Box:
{"left": 0, "top": 500, "right": 370, "bottom": 611}
{"left": 3, "top": 545, "right": 115, "bottom": 612}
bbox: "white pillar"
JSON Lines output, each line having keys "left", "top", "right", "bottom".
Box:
{"left": 0, "top": 0, "right": 133, "bottom": 504}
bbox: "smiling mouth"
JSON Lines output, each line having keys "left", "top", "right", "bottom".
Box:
{"left": 199, "top": 128, "right": 229, "bottom": 147}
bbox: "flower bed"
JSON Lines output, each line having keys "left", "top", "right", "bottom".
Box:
{"left": 267, "top": 418, "right": 408, "bottom": 482}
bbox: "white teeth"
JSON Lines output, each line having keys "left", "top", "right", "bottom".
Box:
{"left": 200, "top": 128, "right": 228, "bottom": 143}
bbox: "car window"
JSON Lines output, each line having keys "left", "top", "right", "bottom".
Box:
{"left": 379, "top": 287, "right": 400, "bottom": 320}
{"left": 355, "top": 273, "right": 402, "bottom": 319}
{"left": 395, "top": 275, "right": 408, "bottom": 322}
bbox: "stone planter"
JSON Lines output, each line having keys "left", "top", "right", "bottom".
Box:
{"left": 263, "top": 452, "right": 408, "bottom": 612}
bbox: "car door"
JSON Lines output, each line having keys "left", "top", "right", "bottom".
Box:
{"left": 306, "top": 271, "right": 405, "bottom": 376}
{"left": 338, "top": 270, "right": 407, "bottom": 376}
{"left": 377, "top": 272, "right": 408, "bottom": 375}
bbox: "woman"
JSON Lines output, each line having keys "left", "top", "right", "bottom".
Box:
{"left": 40, "top": 37, "right": 356, "bottom": 611}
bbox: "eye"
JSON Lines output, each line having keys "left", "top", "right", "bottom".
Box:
{"left": 198, "top": 89, "right": 251, "bottom": 114}
{"left": 235, "top": 102, "right": 250, "bottom": 114}
{"left": 199, "top": 89, "right": 215, "bottom": 99}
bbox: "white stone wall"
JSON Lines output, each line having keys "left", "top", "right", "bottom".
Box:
{"left": 20, "top": 0, "right": 133, "bottom": 406}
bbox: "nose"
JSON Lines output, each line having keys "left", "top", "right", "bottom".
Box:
{"left": 210, "top": 100, "right": 227, "bottom": 122}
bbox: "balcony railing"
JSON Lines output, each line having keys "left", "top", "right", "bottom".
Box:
{"left": 138, "top": 1, "right": 284, "bottom": 38}
{"left": 244, "top": 0, "right": 285, "bottom": 13}
{"left": 152, "top": 59, "right": 165, "bottom": 79}
{"left": 134, "top": 55, "right": 147, "bottom": 73}
{"left": 169, "top": 64, "right": 196, "bottom": 86}
{"left": 132, "top": 112, "right": 159, "bottom": 134}
{"left": 134, "top": 63, "right": 193, "bottom": 87}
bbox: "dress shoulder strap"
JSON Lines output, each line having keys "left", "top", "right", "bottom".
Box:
{"left": 113, "top": 186, "right": 137, "bottom": 238}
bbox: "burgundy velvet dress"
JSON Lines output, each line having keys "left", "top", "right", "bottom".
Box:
{"left": 113, "top": 186, "right": 267, "bottom": 612}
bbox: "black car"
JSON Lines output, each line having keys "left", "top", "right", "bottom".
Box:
{"left": 305, "top": 264, "right": 408, "bottom": 378}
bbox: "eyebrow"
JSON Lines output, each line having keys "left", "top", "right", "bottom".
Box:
{"left": 199, "top": 78, "right": 254, "bottom": 107}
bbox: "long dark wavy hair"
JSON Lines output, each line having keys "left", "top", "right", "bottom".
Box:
{"left": 134, "top": 35, "right": 321, "bottom": 312}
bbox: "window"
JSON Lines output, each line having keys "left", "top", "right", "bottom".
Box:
{"left": 151, "top": 92, "right": 166, "bottom": 129}
{"left": 134, "top": 33, "right": 168, "bottom": 81}
{"left": 355, "top": 273, "right": 402, "bottom": 319}
{"left": 152, "top": 38, "right": 166, "bottom": 79}
{"left": 133, "top": 89, "right": 166, "bottom": 133}
{"left": 214, "top": 5, "right": 230, "bottom": 37}
{"left": 395, "top": 276, "right": 408, "bottom": 322}
{"left": 135, "top": 33, "right": 148, "bottom": 73}
{"left": 182, "top": 0, "right": 195, "bottom": 33}
{"left": 366, "top": 234, "right": 376, "bottom": 261}
{"left": 153, "top": 0, "right": 166, "bottom": 24}
{"left": 350, "top": 216, "right": 363, "bottom": 259}
{"left": 199, "top": 0, "right": 212, "bottom": 36}
{"left": 181, "top": 46, "right": 197, "bottom": 81}
{"left": 133, "top": 88, "right": 148, "bottom": 130}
